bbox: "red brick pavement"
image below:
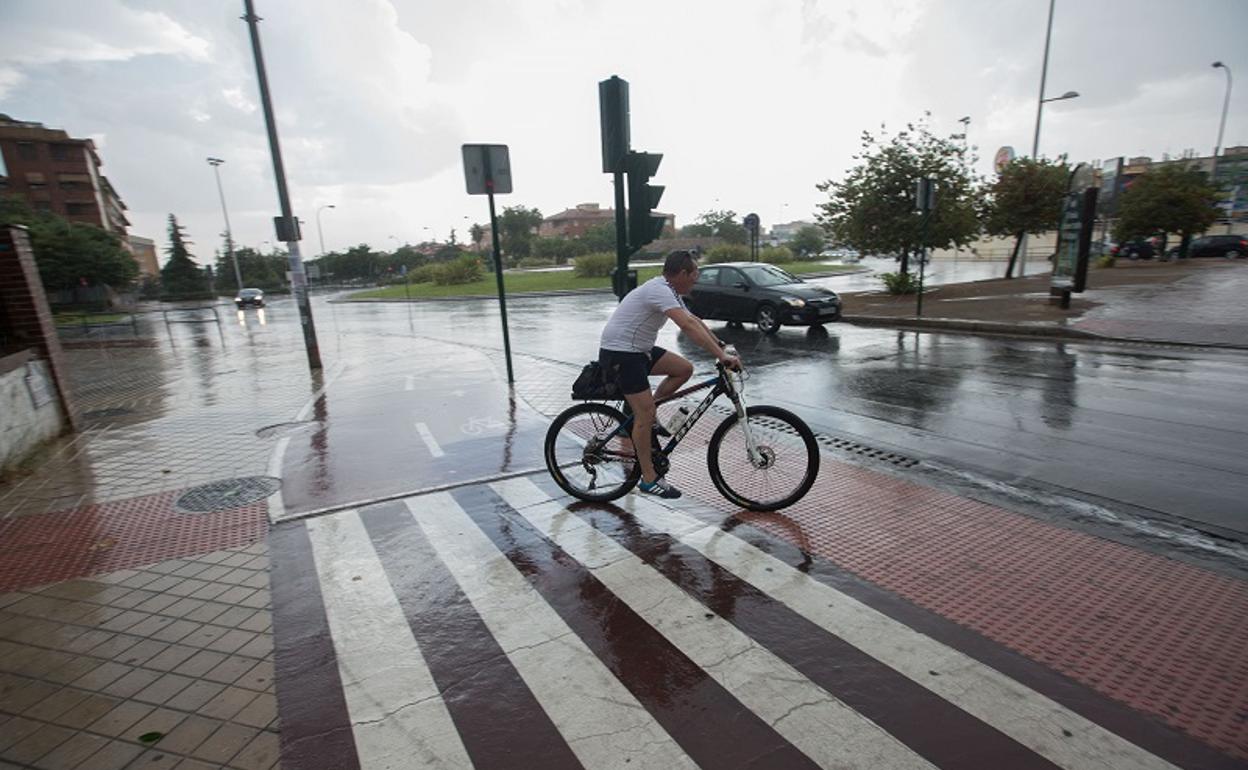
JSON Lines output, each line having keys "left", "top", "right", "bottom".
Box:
{"left": 0, "top": 489, "right": 268, "bottom": 594}
{"left": 666, "top": 425, "right": 1248, "bottom": 760}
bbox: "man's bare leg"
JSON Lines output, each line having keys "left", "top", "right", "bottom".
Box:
{"left": 651, "top": 352, "right": 693, "bottom": 402}
{"left": 623, "top": 389, "right": 658, "bottom": 482}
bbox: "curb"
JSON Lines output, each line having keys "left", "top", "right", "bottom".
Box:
{"left": 842, "top": 315, "right": 1248, "bottom": 350}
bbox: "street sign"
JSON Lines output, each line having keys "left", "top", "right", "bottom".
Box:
{"left": 462, "top": 144, "right": 512, "bottom": 195}
{"left": 994, "top": 146, "right": 1016, "bottom": 174}
{"left": 1052, "top": 164, "right": 1097, "bottom": 301}
{"left": 743, "top": 213, "right": 760, "bottom": 234}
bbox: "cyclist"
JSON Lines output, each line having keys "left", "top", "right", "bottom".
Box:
{"left": 598, "top": 249, "right": 740, "bottom": 498}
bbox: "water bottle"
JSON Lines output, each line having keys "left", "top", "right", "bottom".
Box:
{"left": 666, "top": 405, "right": 691, "bottom": 434}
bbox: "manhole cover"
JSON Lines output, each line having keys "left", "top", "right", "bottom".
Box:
{"left": 175, "top": 476, "right": 282, "bottom": 513}
{"left": 255, "top": 421, "right": 317, "bottom": 438}
{"left": 83, "top": 407, "right": 134, "bottom": 420}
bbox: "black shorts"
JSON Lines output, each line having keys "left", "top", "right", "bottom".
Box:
{"left": 599, "top": 346, "right": 667, "bottom": 395}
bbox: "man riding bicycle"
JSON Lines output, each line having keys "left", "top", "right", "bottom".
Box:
{"left": 598, "top": 249, "right": 741, "bottom": 499}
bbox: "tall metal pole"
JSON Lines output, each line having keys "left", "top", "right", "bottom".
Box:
{"left": 1211, "top": 62, "right": 1233, "bottom": 183}
{"left": 207, "top": 158, "right": 243, "bottom": 292}
{"left": 242, "top": 0, "right": 321, "bottom": 370}
{"left": 613, "top": 171, "right": 628, "bottom": 301}
{"left": 1022, "top": 0, "right": 1057, "bottom": 277}
{"left": 482, "top": 149, "right": 515, "bottom": 385}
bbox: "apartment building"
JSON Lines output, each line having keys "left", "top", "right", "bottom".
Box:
{"left": 0, "top": 114, "right": 130, "bottom": 237}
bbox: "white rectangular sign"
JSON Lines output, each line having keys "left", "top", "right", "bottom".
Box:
{"left": 462, "top": 144, "right": 512, "bottom": 195}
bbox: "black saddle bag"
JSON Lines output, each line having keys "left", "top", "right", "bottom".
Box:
{"left": 571, "top": 361, "right": 620, "bottom": 400}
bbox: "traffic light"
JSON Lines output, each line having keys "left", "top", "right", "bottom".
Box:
{"left": 626, "top": 151, "right": 665, "bottom": 251}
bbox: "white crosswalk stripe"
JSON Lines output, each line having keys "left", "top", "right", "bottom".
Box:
{"left": 491, "top": 477, "right": 935, "bottom": 770}
{"left": 404, "top": 492, "right": 699, "bottom": 770}
{"left": 306, "top": 511, "right": 473, "bottom": 769}
{"left": 618, "top": 492, "right": 1181, "bottom": 770}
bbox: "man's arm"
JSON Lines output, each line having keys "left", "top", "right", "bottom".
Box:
{"left": 665, "top": 308, "right": 738, "bottom": 367}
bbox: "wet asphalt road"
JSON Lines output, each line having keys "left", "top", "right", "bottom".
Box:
{"left": 303, "top": 287, "right": 1248, "bottom": 540}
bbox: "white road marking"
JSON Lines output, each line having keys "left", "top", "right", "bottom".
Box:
{"left": 306, "top": 511, "right": 472, "bottom": 769}
{"left": 407, "top": 493, "right": 697, "bottom": 770}
{"left": 492, "top": 477, "right": 933, "bottom": 770}
{"left": 621, "top": 493, "right": 1180, "bottom": 770}
{"left": 415, "top": 422, "right": 445, "bottom": 458}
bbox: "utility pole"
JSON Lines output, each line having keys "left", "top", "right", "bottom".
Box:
{"left": 241, "top": 0, "right": 321, "bottom": 370}
{"left": 207, "top": 158, "right": 243, "bottom": 292}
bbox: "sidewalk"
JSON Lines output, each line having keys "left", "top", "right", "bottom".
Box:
{"left": 840, "top": 259, "right": 1248, "bottom": 348}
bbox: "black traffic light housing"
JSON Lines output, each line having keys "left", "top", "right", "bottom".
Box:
{"left": 626, "top": 151, "right": 665, "bottom": 251}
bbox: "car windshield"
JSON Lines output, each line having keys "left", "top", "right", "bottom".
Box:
{"left": 240, "top": 289, "right": 262, "bottom": 297}
{"left": 740, "top": 265, "right": 798, "bottom": 287}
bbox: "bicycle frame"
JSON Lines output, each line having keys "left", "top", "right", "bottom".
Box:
{"left": 612, "top": 363, "right": 760, "bottom": 462}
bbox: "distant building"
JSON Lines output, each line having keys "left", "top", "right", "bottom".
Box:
{"left": 0, "top": 114, "right": 130, "bottom": 238}
{"left": 1101, "top": 146, "right": 1248, "bottom": 222}
{"left": 127, "top": 235, "right": 159, "bottom": 277}
{"left": 539, "top": 202, "right": 676, "bottom": 239}
{"left": 767, "top": 220, "right": 815, "bottom": 244}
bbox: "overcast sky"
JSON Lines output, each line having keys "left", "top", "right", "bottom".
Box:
{"left": 2, "top": 0, "right": 1245, "bottom": 263}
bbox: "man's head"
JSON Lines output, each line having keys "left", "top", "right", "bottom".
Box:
{"left": 663, "top": 249, "right": 700, "bottom": 295}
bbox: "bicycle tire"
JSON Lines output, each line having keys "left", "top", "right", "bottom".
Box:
{"left": 545, "top": 402, "right": 641, "bottom": 503}
{"left": 707, "top": 404, "right": 819, "bottom": 511}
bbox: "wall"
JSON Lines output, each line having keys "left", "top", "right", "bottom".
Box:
{"left": 0, "top": 351, "right": 63, "bottom": 474}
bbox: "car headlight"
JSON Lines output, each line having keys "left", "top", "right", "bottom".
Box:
{"left": 234, "top": 296, "right": 241, "bottom": 302}
{"left": 781, "top": 296, "right": 805, "bottom": 307}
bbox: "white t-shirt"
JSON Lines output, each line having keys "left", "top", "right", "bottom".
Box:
{"left": 599, "top": 276, "right": 686, "bottom": 353}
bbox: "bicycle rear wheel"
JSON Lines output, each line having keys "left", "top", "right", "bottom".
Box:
{"left": 707, "top": 405, "right": 819, "bottom": 511}
{"left": 545, "top": 403, "right": 641, "bottom": 503}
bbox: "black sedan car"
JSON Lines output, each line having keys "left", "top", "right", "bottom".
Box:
{"left": 1167, "top": 234, "right": 1248, "bottom": 259}
{"left": 234, "top": 288, "right": 265, "bottom": 308}
{"left": 688, "top": 263, "right": 841, "bottom": 334}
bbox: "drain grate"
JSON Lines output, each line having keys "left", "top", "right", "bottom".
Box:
{"left": 255, "top": 421, "right": 317, "bottom": 438}
{"left": 706, "top": 403, "right": 920, "bottom": 468}
{"left": 175, "top": 476, "right": 282, "bottom": 513}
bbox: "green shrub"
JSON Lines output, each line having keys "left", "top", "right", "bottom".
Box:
{"left": 760, "top": 246, "right": 793, "bottom": 265}
{"left": 1095, "top": 254, "right": 1116, "bottom": 269}
{"left": 518, "top": 257, "right": 555, "bottom": 268}
{"left": 409, "top": 264, "right": 439, "bottom": 283}
{"left": 705, "top": 245, "right": 751, "bottom": 264}
{"left": 432, "top": 256, "right": 483, "bottom": 285}
{"left": 880, "top": 271, "right": 920, "bottom": 295}
{"left": 574, "top": 252, "right": 615, "bottom": 278}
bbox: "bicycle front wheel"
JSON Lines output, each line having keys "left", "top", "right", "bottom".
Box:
{"left": 545, "top": 403, "right": 641, "bottom": 503}
{"left": 707, "top": 405, "right": 819, "bottom": 511}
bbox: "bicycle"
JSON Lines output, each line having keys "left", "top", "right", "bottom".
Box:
{"left": 544, "top": 348, "right": 819, "bottom": 511}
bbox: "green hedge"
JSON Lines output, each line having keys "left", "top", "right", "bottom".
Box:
{"left": 705, "top": 245, "right": 751, "bottom": 264}
{"left": 432, "top": 256, "right": 483, "bottom": 285}
{"left": 574, "top": 252, "right": 615, "bottom": 277}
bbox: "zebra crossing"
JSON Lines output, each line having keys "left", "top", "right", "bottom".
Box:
{"left": 269, "top": 475, "right": 1217, "bottom": 770}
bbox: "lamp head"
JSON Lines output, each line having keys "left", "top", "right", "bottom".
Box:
{"left": 1213, "top": 61, "right": 1225, "bottom": 69}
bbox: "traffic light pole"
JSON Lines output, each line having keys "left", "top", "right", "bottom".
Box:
{"left": 613, "top": 171, "right": 628, "bottom": 300}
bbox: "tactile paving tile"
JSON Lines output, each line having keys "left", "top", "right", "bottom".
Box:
{"left": 666, "top": 443, "right": 1248, "bottom": 760}
{"left": 0, "top": 488, "right": 267, "bottom": 594}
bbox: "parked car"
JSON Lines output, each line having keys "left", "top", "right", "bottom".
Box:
{"left": 1166, "top": 234, "right": 1248, "bottom": 259}
{"left": 1111, "top": 238, "right": 1156, "bottom": 260}
{"left": 688, "top": 263, "right": 841, "bottom": 334}
{"left": 234, "top": 288, "right": 265, "bottom": 308}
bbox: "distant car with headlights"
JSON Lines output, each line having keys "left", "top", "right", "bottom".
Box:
{"left": 688, "top": 263, "right": 841, "bottom": 334}
{"left": 234, "top": 288, "right": 265, "bottom": 308}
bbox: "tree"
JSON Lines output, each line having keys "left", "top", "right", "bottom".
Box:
{"left": 578, "top": 223, "right": 617, "bottom": 254}
{"left": 498, "top": 205, "right": 543, "bottom": 258}
{"left": 1114, "top": 164, "right": 1220, "bottom": 258}
{"left": 215, "top": 243, "right": 286, "bottom": 291}
{"left": 161, "top": 214, "right": 210, "bottom": 297}
{"left": 789, "top": 225, "right": 825, "bottom": 259}
{"left": 981, "top": 157, "right": 1069, "bottom": 278}
{"left": 816, "top": 117, "right": 980, "bottom": 274}
{"left": 688, "top": 209, "right": 748, "bottom": 245}
{"left": 0, "top": 195, "right": 139, "bottom": 292}
{"left": 531, "top": 236, "right": 582, "bottom": 264}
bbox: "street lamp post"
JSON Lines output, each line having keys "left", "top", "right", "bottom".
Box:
{"left": 316, "top": 204, "right": 335, "bottom": 256}
{"left": 1211, "top": 61, "right": 1233, "bottom": 193}
{"left": 955, "top": 117, "right": 970, "bottom": 264}
{"left": 206, "top": 158, "right": 244, "bottom": 292}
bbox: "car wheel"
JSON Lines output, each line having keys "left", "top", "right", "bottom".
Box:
{"left": 755, "top": 304, "right": 781, "bottom": 335}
